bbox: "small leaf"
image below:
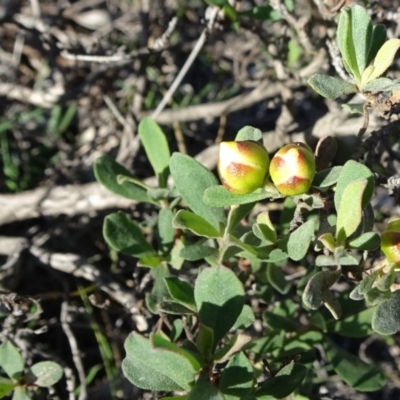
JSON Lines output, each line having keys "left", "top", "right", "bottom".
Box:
{"left": 103, "top": 211, "right": 154, "bottom": 258}
{"left": 267, "top": 264, "right": 291, "bottom": 294}
{"left": 367, "top": 24, "right": 387, "bottom": 65}
{"left": 170, "top": 153, "right": 225, "bottom": 229}
{"left": 138, "top": 117, "right": 170, "bottom": 187}
{"left": 30, "top": 361, "right": 63, "bottom": 387}
{"left": 214, "top": 334, "right": 252, "bottom": 363}
{"left": 324, "top": 337, "right": 385, "bottom": 391}
{"left": 158, "top": 208, "right": 175, "bottom": 253}
{"left": 0, "top": 377, "right": 15, "bottom": 397}
{"left": 164, "top": 277, "right": 196, "bottom": 312}
{"left": 194, "top": 266, "right": 245, "bottom": 350}
{"left": 318, "top": 233, "right": 336, "bottom": 253}
{"left": 326, "top": 307, "right": 374, "bottom": 338}
{"left": 334, "top": 160, "right": 374, "bottom": 212}
{"left": 235, "top": 126, "right": 263, "bottom": 142}
{"left": 10, "top": 387, "right": 30, "bottom": 400}
{"left": 348, "top": 232, "right": 380, "bottom": 250}
{"left": 146, "top": 265, "right": 171, "bottom": 314}
{"left": 187, "top": 374, "right": 224, "bottom": 400}
{"left": 123, "top": 332, "right": 198, "bottom": 391}
{"left": 173, "top": 210, "right": 220, "bottom": 238}
{"left": 196, "top": 324, "right": 214, "bottom": 360}
{"left": 312, "top": 166, "right": 342, "bottom": 188}
{"left": 0, "top": 342, "right": 23, "bottom": 381}
{"left": 361, "top": 77, "right": 400, "bottom": 93}
{"left": 204, "top": 185, "right": 277, "bottom": 207}
{"left": 180, "top": 244, "right": 218, "bottom": 261}
{"left": 233, "top": 305, "right": 255, "bottom": 329}
{"left": 336, "top": 179, "right": 367, "bottom": 243}
{"left": 240, "top": 5, "right": 281, "bottom": 21}
{"left": 256, "top": 363, "right": 308, "bottom": 397}
{"left": 265, "top": 248, "right": 288, "bottom": 263}
{"left": 94, "top": 156, "right": 153, "bottom": 203}
{"left": 219, "top": 352, "right": 254, "bottom": 399}
{"left": 364, "top": 38, "right": 400, "bottom": 83}
{"left": 308, "top": 74, "right": 357, "bottom": 99}
{"left": 287, "top": 219, "right": 315, "bottom": 261}
{"left": 263, "top": 311, "right": 297, "bottom": 332}
{"left": 342, "top": 103, "right": 365, "bottom": 114}
{"left": 372, "top": 290, "right": 400, "bottom": 334}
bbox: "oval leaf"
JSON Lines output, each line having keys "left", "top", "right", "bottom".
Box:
{"left": 170, "top": 153, "right": 225, "bottom": 229}
{"left": 194, "top": 266, "right": 245, "bottom": 350}
{"left": 94, "top": 156, "right": 153, "bottom": 203}
{"left": 30, "top": 361, "right": 63, "bottom": 387}
{"left": 287, "top": 218, "right": 315, "bottom": 261}
{"left": 103, "top": 211, "right": 154, "bottom": 257}
{"left": 173, "top": 210, "right": 220, "bottom": 238}
{"left": 0, "top": 342, "right": 23, "bottom": 381}
{"left": 336, "top": 178, "right": 367, "bottom": 243}
{"left": 324, "top": 337, "right": 385, "bottom": 392}
{"left": 307, "top": 74, "right": 357, "bottom": 99}
{"left": 372, "top": 290, "right": 400, "bottom": 335}
{"left": 138, "top": 117, "right": 170, "bottom": 187}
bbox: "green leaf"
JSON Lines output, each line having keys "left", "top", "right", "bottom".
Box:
{"left": 93, "top": 156, "right": 153, "bottom": 203}
{"left": 361, "top": 77, "right": 400, "bottom": 93}
{"left": 312, "top": 166, "right": 342, "bottom": 188}
{"left": 158, "top": 208, "right": 175, "bottom": 253}
{"left": 204, "top": 0, "right": 229, "bottom": 6}
{"left": 363, "top": 38, "right": 400, "bottom": 83}
{"left": 253, "top": 212, "right": 277, "bottom": 244}
{"left": 10, "top": 387, "right": 30, "bottom": 400}
{"left": 158, "top": 301, "right": 196, "bottom": 315}
{"left": 334, "top": 160, "right": 374, "bottom": 212}
{"left": 146, "top": 265, "right": 171, "bottom": 314}
{"left": 233, "top": 305, "right": 255, "bottom": 329}
{"left": 219, "top": 352, "right": 254, "bottom": 399}
{"left": 173, "top": 210, "right": 220, "bottom": 238}
{"left": 263, "top": 311, "right": 297, "bottom": 332}
{"left": 287, "top": 219, "right": 315, "bottom": 261}
{"left": 324, "top": 337, "right": 385, "bottom": 391}
{"left": 240, "top": 5, "right": 281, "bottom": 21}
{"left": 0, "top": 377, "right": 15, "bottom": 397}
{"left": 342, "top": 103, "right": 364, "bottom": 114}
{"left": 194, "top": 266, "right": 245, "bottom": 350}
{"left": 123, "top": 332, "right": 198, "bottom": 391}
{"left": 214, "top": 334, "right": 252, "bottom": 363}
{"left": 235, "top": 126, "right": 263, "bottom": 142}
{"left": 337, "top": 5, "right": 372, "bottom": 81}
{"left": 196, "top": 324, "right": 214, "bottom": 360}
{"left": 187, "top": 374, "right": 224, "bottom": 400}
{"left": 307, "top": 74, "right": 357, "bottom": 99}
{"left": 204, "top": 186, "right": 277, "bottom": 207}
{"left": 367, "top": 24, "right": 387, "bottom": 65}
{"left": 0, "top": 342, "right": 23, "bottom": 381}
{"left": 267, "top": 264, "right": 291, "bottom": 295}
{"left": 180, "top": 244, "right": 218, "bottom": 261}
{"left": 138, "top": 117, "right": 170, "bottom": 187}
{"left": 164, "top": 277, "right": 196, "bottom": 312}
{"left": 336, "top": 179, "right": 367, "bottom": 243}
{"left": 265, "top": 248, "right": 288, "bottom": 263}
{"left": 103, "top": 211, "right": 154, "bottom": 258}
{"left": 256, "top": 363, "right": 308, "bottom": 397}
{"left": 169, "top": 240, "right": 185, "bottom": 270}
{"left": 348, "top": 232, "right": 380, "bottom": 250}
{"left": 327, "top": 307, "right": 374, "bottom": 337}
{"left": 170, "top": 153, "right": 225, "bottom": 229}
{"left": 372, "top": 290, "right": 400, "bottom": 334}
{"left": 29, "top": 361, "right": 63, "bottom": 387}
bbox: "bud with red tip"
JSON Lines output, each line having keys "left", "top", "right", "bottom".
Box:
{"left": 381, "top": 218, "right": 400, "bottom": 269}
{"left": 218, "top": 141, "right": 270, "bottom": 195}
{"left": 269, "top": 142, "right": 316, "bottom": 196}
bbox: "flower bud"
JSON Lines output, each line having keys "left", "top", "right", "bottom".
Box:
{"left": 269, "top": 142, "right": 316, "bottom": 196}
{"left": 381, "top": 218, "right": 400, "bottom": 268}
{"left": 218, "top": 141, "right": 270, "bottom": 195}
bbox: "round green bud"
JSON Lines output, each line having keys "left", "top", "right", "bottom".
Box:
{"left": 269, "top": 142, "right": 316, "bottom": 196}
{"left": 218, "top": 140, "right": 270, "bottom": 195}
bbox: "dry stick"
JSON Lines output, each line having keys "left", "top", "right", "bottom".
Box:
{"left": 151, "top": 6, "right": 219, "bottom": 120}
{"left": 60, "top": 301, "right": 87, "bottom": 400}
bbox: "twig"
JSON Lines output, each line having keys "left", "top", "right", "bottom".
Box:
{"left": 151, "top": 6, "right": 219, "bottom": 120}
{"left": 29, "top": 246, "right": 148, "bottom": 331}
{"left": 60, "top": 301, "right": 87, "bottom": 400}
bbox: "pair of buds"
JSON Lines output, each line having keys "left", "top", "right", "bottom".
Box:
{"left": 218, "top": 141, "right": 316, "bottom": 196}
